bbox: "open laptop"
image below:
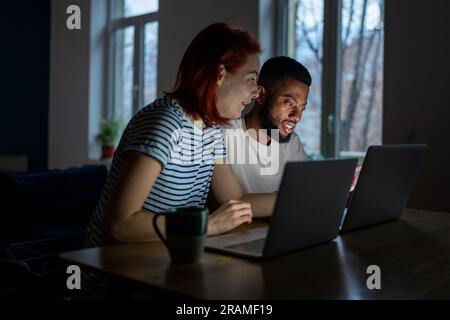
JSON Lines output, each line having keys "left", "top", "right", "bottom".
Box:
{"left": 340, "top": 144, "right": 426, "bottom": 233}
{"left": 205, "top": 159, "right": 357, "bottom": 259}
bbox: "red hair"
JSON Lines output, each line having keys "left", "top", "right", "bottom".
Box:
{"left": 165, "top": 23, "right": 262, "bottom": 127}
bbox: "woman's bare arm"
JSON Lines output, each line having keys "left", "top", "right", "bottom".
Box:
{"left": 210, "top": 163, "right": 277, "bottom": 219}
{"left": 103, "top": 153, "right": 163, "bottom": 244}
{"left": 102, "top": 153, "right": 257, "bottom": 243}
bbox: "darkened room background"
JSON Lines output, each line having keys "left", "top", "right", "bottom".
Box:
{"left": 0, "top": 0, "right": 449, "bottom": 211}
{"left": 0, "top": 1, "right": 50, "bottom": 171}
{"left": 384, "top": 0, "right": 450, "bottom": 212}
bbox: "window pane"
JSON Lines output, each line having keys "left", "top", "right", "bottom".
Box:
{"left": 293, "top": 0, "right": 324, "bottom": 157}
{"left": 124, "top": 0, "right": 158, "bottom": 17}
{"left": 113, "top": 26, "right": 134, "bottom": 123}
{"left": 339, "top": 0, "right": 384, "bottom": 154}
{"left": 143, "top": 22, "right": 158, "bottom": 106}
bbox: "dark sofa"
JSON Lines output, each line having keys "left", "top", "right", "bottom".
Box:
{"left": 0, "top": 165, "right": 107, "bottom": 299}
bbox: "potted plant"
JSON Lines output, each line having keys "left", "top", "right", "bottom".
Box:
{"left": 95, "top": 115, "right": 123, "bottom": 159}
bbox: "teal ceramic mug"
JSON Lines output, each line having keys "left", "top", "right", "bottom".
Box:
{"left": 152, "top": 206, "right": 209, "bottom": 264}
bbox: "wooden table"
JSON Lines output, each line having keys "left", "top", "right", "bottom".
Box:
{"left": 60, "top": 209, "right": 450, "bottom": 299}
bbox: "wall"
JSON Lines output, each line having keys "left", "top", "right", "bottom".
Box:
{"left": 0, "top": 1, "right": 50, "bottom": 171}
{"left": 384, "top": 0, "right": 450, "bottom": 212}
{"left": 48, "top": 0, "right": 106, "bottom": 169}
{"left": 157, "top": 0, "right": 267, "bottom": 95}
{"left": 48, "top": 0, "right": 91, "bottom": 170}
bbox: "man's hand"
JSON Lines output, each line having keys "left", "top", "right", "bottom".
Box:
{"left": 350, "top": 164, "right": 363, "bottom": 192}
{"left": 207, "top": 200, "right": 253, "bottom": 236}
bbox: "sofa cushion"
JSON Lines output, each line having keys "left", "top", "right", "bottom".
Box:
{"left": 0, "top": 165, "right": 107, "bottom": 242}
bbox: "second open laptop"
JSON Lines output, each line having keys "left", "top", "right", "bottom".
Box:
{"left": 340, "top": 144, "right": 426, "bottom": 233}
{"left": 205, "top": 159, "right": 357, "bottom": 259}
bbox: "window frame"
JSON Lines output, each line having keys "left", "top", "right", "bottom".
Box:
{"left": 104, "top": 0, "right": 159, "bottom": 119}
{"left": 283, "top": 0, "right": 382, "bottom": 158}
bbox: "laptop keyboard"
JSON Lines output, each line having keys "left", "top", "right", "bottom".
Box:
{"left": 225, "top": 238, "right": 266, "bottom": 254}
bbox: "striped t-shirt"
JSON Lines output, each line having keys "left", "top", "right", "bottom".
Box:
{"left": 85, "top": 96, "right": 227, "bottom": 250}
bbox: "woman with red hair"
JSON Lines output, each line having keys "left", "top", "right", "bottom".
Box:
{"left": 85, "top": 22, "right": 276, "bottom": 255}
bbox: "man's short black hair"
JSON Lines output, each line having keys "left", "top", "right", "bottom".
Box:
{"left": 258, "top": 56, "right": 312, "bottom": 90}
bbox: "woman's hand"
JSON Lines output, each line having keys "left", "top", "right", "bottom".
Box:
{"left": 207, "top": 200, "right": 253, "bottom": 236}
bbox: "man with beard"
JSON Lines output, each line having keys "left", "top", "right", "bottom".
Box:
{"left": 221, "top": 56, "right": 311, "bottom": 193}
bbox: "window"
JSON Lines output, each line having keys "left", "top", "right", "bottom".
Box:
{"left": 107, "top": 0, "right": 159, "bottom": 126}
{"left": 287, "top": 0, "right": 384, "bottom": 158}
{"left": 122, "top": 0, "right": 158, "bottom": 17}
{"left": 339, "top": 0, "right": 384, "bottom": 156}
{"left": 289, "top": 0, "right": 324, "bottom": 157}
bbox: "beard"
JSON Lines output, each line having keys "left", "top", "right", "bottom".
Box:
{"left": 258, "top": 101, "right": 293, "bottom": 144}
